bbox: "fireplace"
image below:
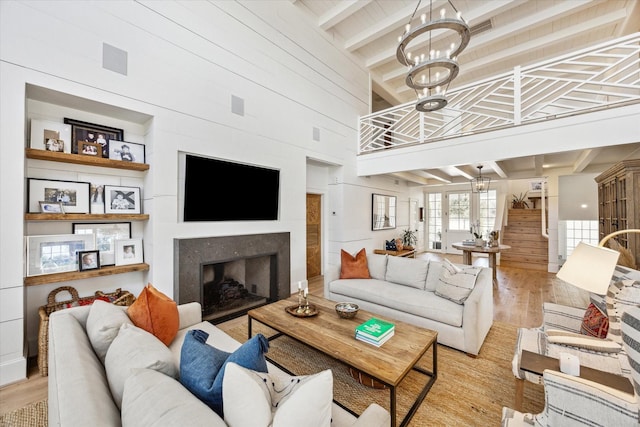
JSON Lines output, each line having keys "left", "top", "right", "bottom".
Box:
{"left": 174, "top": 233, "right": 290, "bottom": 323}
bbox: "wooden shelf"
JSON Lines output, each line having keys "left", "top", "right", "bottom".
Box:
{"left": 25, "top": 213, "right": 149, "bottom": 221}
{"left": 24, "top": 263, "right": 150, "bottom": 286}
{"left": 26, "top": 148, "right": 149, "bottom": 171}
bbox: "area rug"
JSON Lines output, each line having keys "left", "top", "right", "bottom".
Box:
{"left": 0, "top": 399, "right": 46, "bottom": 427}
{"left": 225, "top": 320, "right": 545, "bottom": 426}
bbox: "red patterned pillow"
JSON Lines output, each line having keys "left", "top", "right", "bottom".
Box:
{"left": 580, "top": 303, "right": 609, "bottom": 339}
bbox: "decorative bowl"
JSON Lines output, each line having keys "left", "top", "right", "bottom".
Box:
{"left": 335, "top": 302, "right": 359, "bottom": 319}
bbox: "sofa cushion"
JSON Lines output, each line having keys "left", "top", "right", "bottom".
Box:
{"left": 385, "top": 256, "right": 429, "bottom": 290}
{"left": 86, "top": 299, "right": 132, "bottom": 364}
{"left": 121, "top": 368, "right": 226, "bottom": 427}
{"left": 49, "top": 313, "right": 121, "bottom": 425}
{"left": 180, "top": 329, "right": 269, "bottom": 417}
{"left": 128, "top": 283, "right": 179, "bottom": 346}
{"left": 329, "top": 279, "right": 464, "bottom": 327}
{"left": 222, "top": 362, "right": 333, "bottom": 427}
{"left": 340, "top": 248, "right": 371, "bottom": 279}
{"left": 105, "top": 323, "right": 177, "bottom": 409}
{"left": 367, "top": 253, "right": 388, "bottom": 281}
{"left": 580, "top": 303, "right": 609, "bottom": 338}
{"left": 435, "top": 259, "right": 481, "bottom": 304}
{"left": 424, "top": 260, "right": 443, "bottom": 291}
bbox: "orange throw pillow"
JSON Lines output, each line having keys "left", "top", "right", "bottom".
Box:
{"left": 339, "top": 248, "right": 371, "bottom": 279}
{"left": 127, "top": 283, "right": 179, "bottom": 346}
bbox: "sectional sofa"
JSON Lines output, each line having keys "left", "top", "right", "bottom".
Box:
{"left": 325, "top": 252, "right": 494, "bottom": 356}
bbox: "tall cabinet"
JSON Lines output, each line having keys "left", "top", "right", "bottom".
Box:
{"left": 595, "top": 159, "right": 640, "bottom": 267}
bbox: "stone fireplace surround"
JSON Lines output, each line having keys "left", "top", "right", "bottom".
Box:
{"left": 173, "top": 232, "right": 291, "bottom": 317}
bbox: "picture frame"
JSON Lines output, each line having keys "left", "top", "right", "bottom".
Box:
{"left": 29, "top": 119, "right": 72, "bottom": 153}
{"left": 529, "top": 180, "right": 546, "bottom": 192}
{"left": 372, "top": 193, "right": 397, "bottom": 231}
{"left": 25, "top": 233, "right": 95, "bottom": 276}
{"left": 39, "top": 201, "right": 64, "bottom": 214}
{"left": 78, "top": 141, "right": 102, "bottom": 157}
{"left": 72, "top": 222, "right": 131, "bottom": 266}
{"left": 64, "top": 117, "right": 123, "bottom": 156}
{"left": 78, "top": 250, "right": 100, "bottom": 272}
{"left": 104, "top": 185, "right": 141, "bottom": 214}
{"left": 89, "top": 183, "right": 105, "bottom": 214}
{"left": 108, "top": 140, "right": 145, "bottom": 164}
{"left": 115, "top": 238, "right": 143, "bottom": 266}
{"left": 27, "top": 178, "right": 91, "bottom": 214}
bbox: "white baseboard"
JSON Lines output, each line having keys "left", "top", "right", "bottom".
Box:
{"left": 0, "top": 355, "right": 27, "bottom": 387}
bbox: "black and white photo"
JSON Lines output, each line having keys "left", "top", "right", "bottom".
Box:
{"left": 108, "top": 140, "right": 145, "bottom": 164}
{"left": 27, "top": 178, "right": 91, "bottom": 214}
{"left": 104, "top": 185, "right": 141, "bottom": 214}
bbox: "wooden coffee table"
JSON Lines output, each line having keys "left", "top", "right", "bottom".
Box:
{"left": 248, "top": 295, "right": 438, "bottom": 427}
{"left": 515, "top": 350, "right": 634, "bottom": 410}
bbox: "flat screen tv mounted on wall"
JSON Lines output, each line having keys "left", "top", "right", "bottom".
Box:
{"left": 183, "top": 154, "right": 280, "bottom": 221}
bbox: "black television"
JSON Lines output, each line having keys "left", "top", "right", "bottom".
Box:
{"left": 183, "top": 154, "right": 280, "bottom": 221}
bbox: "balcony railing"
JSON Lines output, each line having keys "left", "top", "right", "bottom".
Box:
{"left": 359, "top": 33, "right": 640, "bottom": 154}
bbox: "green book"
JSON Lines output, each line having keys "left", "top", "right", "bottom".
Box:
{"left": 355, "top": 317, "right": 395, "bottom": 341}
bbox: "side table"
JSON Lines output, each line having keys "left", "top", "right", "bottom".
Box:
{"left": 373, "top": 249, "right": 416, "bottom": 258}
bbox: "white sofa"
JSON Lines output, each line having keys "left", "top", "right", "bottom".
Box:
{"left": 48, "top": 301, "right": 390, "bottom": 427}
{"left": 325, "top": 253, "right": 494, "bottom": 356}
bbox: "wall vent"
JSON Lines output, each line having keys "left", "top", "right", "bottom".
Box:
{"left": 470, "top": 19, "right": 493, "bottom": 36}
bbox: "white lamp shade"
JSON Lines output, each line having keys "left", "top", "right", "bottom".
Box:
{"left": 556, "top": 242, "right": 620, "bottom": 295}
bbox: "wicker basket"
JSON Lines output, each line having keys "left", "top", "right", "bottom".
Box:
{"left": 37, "top": 286, "right": 135, "bottom": 376}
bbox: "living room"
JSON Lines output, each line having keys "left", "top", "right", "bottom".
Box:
{"left": 1, "top": 1, "right": 640, "bottom": 425}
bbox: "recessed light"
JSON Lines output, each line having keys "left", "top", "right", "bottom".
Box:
{"left": 581, "top": 204, "right": 588, "bottom": 208}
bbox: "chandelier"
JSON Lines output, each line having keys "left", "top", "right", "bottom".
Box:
{"left": 471, "top": 165, "right": 490, "bottom": 193}
{"left": 396, "top": 0, "right": 470, "bottom": 112}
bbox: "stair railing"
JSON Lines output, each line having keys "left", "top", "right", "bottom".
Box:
{"left": 541, "top": 178, "right": 548, "bottom": 239}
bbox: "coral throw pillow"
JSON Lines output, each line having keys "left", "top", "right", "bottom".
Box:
{"left": 340, "top": 248, "right": 371, "bottom": 279}
{"left": 580, "top": 302, "right": 609, "bottom": 339}
{"left": 127, "top": 283, "right": 179, "bottom": 346}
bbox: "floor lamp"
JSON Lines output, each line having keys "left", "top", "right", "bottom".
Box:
{"left": 556, "top": 229, "right": 640, "bottom": 295}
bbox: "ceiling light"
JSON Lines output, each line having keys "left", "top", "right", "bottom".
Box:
{"left": 397, "top": 0, "right": 470, "bottom": 112}
{"left": 471, "top": 165, "right": 490, "bottom": 193}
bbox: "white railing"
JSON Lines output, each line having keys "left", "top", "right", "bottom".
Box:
{"left": 359, "top": 33, "right": 640, "bottom": 154}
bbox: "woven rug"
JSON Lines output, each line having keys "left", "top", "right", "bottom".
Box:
{"left": 0, "top": 399, "right": 46, "bottom": 427}
{"left": 225, "top": 320, "right": 545, "bottom": 426}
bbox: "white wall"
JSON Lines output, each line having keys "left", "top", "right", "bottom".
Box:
{"left": 0, "top": 1, "right": 412, "bottom": 385}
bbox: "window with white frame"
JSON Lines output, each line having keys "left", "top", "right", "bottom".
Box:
{"left": 564, "top": 220, "right": 599, "bottom": 257}
{"left": 448, "top": 192, "right": 470, "bottom": 231}
{"left": 478, "top": 190, "right": 497, "bottom": 236}
{"left": 427, "top": 193, "right": 442, "bottom": 248}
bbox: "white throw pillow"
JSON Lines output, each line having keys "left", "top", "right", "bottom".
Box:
{"left": 222, "top": 362, "right": 333, "bottom": 427}
{"left": 122, "top": 368, "right": 226, "bottom": 427}
{"left": 435, "top": 259, "right": 481, "bottom": 304}
{"left": 105, "top": 323, "right": 177, "bottom": 409}
{"left": 384, "top": 256, "right": 429, "bottom": 289}
{"left": 367, "top": 253, "right": 388, "bottom": 280}
{"left": 86, "top": 299, "right": 132, "bottom": 364}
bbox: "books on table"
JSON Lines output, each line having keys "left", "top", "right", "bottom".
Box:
{"left": 355, "top": 317, "right": 395, "bottom": 347}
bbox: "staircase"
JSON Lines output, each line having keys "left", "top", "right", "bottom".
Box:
{"left": 500, "top": 209, "right": 548, "bottom": 271}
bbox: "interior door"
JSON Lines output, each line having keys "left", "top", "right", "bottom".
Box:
{"left": 306, "top": 193, "right": 321, "bottom": 279}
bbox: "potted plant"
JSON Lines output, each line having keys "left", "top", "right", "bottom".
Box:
{"left": 401, "top": 229, "right": 418, "bottom": 250}
{"left": 470, "top": 220, "right": 484, "bottom": 246}
{"left": 512, "top": 192, "right": 529, "bottom": 209}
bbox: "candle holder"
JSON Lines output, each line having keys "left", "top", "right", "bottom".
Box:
{"left": 303, "top": 293, "right": 311, "bottom": 314}
{"left": 296, "top": 288, "right": 305, "bottom": 314}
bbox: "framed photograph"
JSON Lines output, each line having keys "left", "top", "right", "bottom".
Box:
{"left": 108, "top": 140, "right": 145, "bottom": 164}
{"left": 529, "top": 180, "right": 546, "bottom": 192}
{"left": 27, "top": 178, "right": 91, "bottom": 214}
{"left": 78, "top": 250, "right": 100, "bottom": 271}
{"left": 29, "top": 119, "right": 71, "bottom": 153}
{"left": 78, "top": 141, "right": 102, "bottom": 157}
{"left": 39, "top": 201, "right": 64, "bottom": 214}
{"left": 115, "top": 238, "right": 143, "bottom": 266}
{"left": 72, "top": 222, "right": 131, "bottom": 266}
{"left": 64, "top": 118, "right": 123, "bottom": 156}
{"left": 89, "top": 184, "right": 105, "bottom": 214}
{"left": 25, "top": 233, "right": 95, "bottom": 276}
{"left": 372, "top": 193, "right": 397, "bottom": 230}
{"left": 104, "top": 185, "right": 141, "bottom": 214}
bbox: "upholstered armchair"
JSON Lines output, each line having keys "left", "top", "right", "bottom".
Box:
{"left": 502, "top": 305, "right": 640, "bottom": 426}
{"left": 512, "top": 265, "right": 640, "bottom": 388}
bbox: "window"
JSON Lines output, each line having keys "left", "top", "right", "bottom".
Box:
{"left": 478, "top": 190, "right": 497, "bottom": 235}
{"left": 564, "top": 220, "right": 599, "bottom": 257}
{"left": 427, "top": 193, "right": 442, "bottom": 247}
{"left": 448, "top": 192, "right": 470, "bottom": 231}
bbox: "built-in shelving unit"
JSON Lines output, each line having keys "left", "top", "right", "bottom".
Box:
{"left": 24, "top": 263, "right": 150, "bottom": 286}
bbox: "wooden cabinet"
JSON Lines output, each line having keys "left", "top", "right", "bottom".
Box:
{"left": 595, "top": 159, "right": 640, "bottom": 266}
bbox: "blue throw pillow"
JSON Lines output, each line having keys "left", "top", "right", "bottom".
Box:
{"left": 179, "top": 329, "right": 269, "bottom": 417}
{"left": 385, "top": 239, "right": 397, "bottom": 250}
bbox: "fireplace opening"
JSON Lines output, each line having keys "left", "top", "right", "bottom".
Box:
{"left": 201, "top": 254, "right": 276, "bottom": 323}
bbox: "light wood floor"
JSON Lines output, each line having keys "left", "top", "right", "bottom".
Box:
{"left": 0, "top": 251, "right": 589, "bottom": 415}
